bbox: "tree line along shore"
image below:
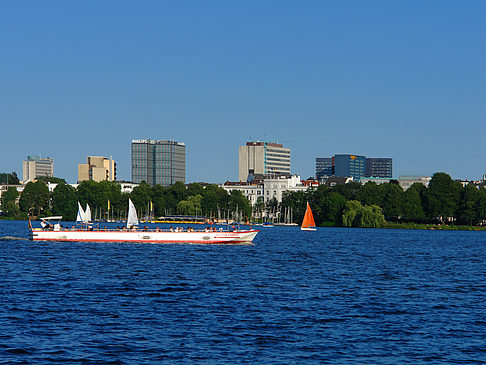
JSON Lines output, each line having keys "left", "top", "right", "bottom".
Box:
{"left": 1, "top": 172, "right": 486, "bottom": 231}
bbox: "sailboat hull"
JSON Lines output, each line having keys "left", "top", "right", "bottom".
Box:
{"left": 30, "top": 228, "right": 259, "bottom": 244}
{"left": 301, "top": 227, "right": 317, "bottom": 231}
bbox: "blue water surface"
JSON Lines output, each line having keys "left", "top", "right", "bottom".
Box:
{"left": 0, "top": 220, "right": 485, "bottom": 364}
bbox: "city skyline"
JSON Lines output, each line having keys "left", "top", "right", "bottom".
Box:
{"left": 2, "top": 2, "right": 486, "bottom": 183}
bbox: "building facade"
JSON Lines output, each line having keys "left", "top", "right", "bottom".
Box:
{"left": 316, "top": 154, "right": 393, "bottom": 181}
{"left": 334, "top": 154, "right": 366, "bottom": 180}
{"left": 131, "top": 139, "right": 185, "bottom": 186}
{"left": 238, "top": 141, "right": 291, "bottom": 182}
{"left": 78, "top": 156, "right": 116, "bottom": 183}
{"left": 22, "top": 155, "right": 54, "bottom": 182}
{"left": 398, "top": 176, "right": 431, "bottom": 190}
{"left": 221, "top": 175, "right": 308, "bottom": 205}
{"left": 316, "top": 157, "right": 334, "bottom": 180}
{"left": 366, "top": 158, "right": 393, "bottom": 178}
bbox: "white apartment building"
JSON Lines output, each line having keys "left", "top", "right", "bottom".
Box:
{"left": 398, "top": 176, "right": 431, "bottom": 190}
{"left": 221, "top": 175, "right": 308, "bottom": 205}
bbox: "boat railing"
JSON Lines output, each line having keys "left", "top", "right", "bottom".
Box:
{"left": 38, "top": 226, "right": 250, "bottom": 233}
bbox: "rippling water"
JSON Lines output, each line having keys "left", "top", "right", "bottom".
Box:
{"left": 1, "top": 220, "right": 485, "bottom": 364}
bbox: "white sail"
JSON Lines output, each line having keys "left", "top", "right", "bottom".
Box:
{"left": 127, "top": 198, "right": 139, "bottom": 228}
{"left": 85, "top": 204, "right": 92, "bottom": 223}
{"left": 76, "top": 202, "right": 86, "bottom": 223}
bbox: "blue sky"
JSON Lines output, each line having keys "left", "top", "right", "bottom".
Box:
{"left": 1, "top": 1, "right": 485, "bottom": 183}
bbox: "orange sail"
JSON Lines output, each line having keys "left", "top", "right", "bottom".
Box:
{"left": 301, "top": 202, "right": 316, "bottom": 230}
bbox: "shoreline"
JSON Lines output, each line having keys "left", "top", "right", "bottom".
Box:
{"left": 3, "top": 217, "right": 486, "bottom": 232}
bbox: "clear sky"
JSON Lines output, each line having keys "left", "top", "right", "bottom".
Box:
{"left": 1, "top": 1, "right": 485, "bottom": 183}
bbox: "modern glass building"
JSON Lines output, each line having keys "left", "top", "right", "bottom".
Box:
{"left": 334, "top": 154, "right": 366, "bottom": 180}
{"left": 316, "top": 158, "right": 334, "bottom": 180}
{"left": 131, "top": 139, "right": 185, "bottom": 186}
{"left": 366, "top": 158, "right": 393, "bottom": 178}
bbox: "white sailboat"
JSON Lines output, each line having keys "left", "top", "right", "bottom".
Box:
{"left": 76, "top": 202, "right": 92, "bottom": 224}
{"left": 76, "top": 202, "right": 86, "bottom": 223}
{"left": 127, "top": 198, "right": 139, "bottom": 228}
{"left": 85, "top": 204, "right": 92, "bottom": 223}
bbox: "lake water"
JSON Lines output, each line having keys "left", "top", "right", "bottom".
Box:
{"left": 1, "top": 220, "right": 485, "bottom": 364}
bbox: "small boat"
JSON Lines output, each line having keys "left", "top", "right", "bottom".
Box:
{"left": 301, "top": 202, "right": 317, "bottom": 231}
{"left": 29, "top": 199, "right": 259, "bottom": 244}
{"left": 262, "top": 222, "right": 274, "bottom": 228}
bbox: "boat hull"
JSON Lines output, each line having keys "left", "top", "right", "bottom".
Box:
{"left": 301, "top": 227, "right": 317, "bottom": 231}
{"left": 30, "top": 229, "right": 259, "bottom": 244}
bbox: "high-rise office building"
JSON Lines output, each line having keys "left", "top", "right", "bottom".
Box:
{"left": 365, "top": 158, "right": 393, "bottom": 178}
{"left": 316, "top": 154, "right": 393, "bottom": 181}
{"left": 316, "top": 158, "right": 334, "bottom": 180}
{"left": 22, "top": 155, "right": 54, "bottom": 182}
{"left": 78, "top": 156, "right": 116, "bottom": 183}
{"left": 334, "top": 154, "right": 367, "bottom": 180}
{"left": 239, "top": 141, "right": 291, "bottom": 182}
{"left": 131, "top": 139, "right": 185, "bottom": 186}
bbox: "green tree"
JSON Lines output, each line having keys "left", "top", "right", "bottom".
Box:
{"left": 152, "top": 185, "right": 167, "bottom": 217}
{"left": 51, "top": 182, "right": 78, "bottom": 221}
{"left": 177, "top": 194, "right": 203, "bottom": 215}
{"left": 342, "top": 200, "right": 385, "bottom": 228}
{"left": 19, "top": 181, "right": 50, "bottom": 217}
{"left": 360, "top": 205, "right": 386, "bottom": 228}
{"left": 332, "top": 182, "right": 361, "bottom": 200}
{"left": 342, "top": 200, "right": 362, "bottom": 227}
{"left": 1, "top": 187, "right": 20, "bottom": 217}
{"left": 402, "top": 186, "right": 426, "bottom": 222}
{"left": 320, "top": 191, "right": 347, "bottom": 226}
{"left": 423, "top": 172, "right": 461, "bottom": 222}
{"left": 476, "top": 187, "right": 486, "bottom": 225}
{"left": 380, "top": 183, "right": 404, "bottom": 221}
{"left": 130, "top": 181, "right": 153, "bottom": 214}
{"left": 457, "top": 184, "right": 479, "bottom": 225}
{"left": 281, "top": 190, "right": 306, "bottom": 224}
{"left": 0, "top": 172, "right": 20, "bottom": 185}
{"left": 356, "top": 182, "right": 384, "bottom": 207}
{"left": 228, "top": 190, "right": 251, "bottom": 217}
{"left": 168, "top": 181, "right": 188, "bottom": 202}
{"left": 201, "top": 186, "right": 219, "bottom": 217}
{"left": 187, "top": 183, "right": 204, "bottom": 197}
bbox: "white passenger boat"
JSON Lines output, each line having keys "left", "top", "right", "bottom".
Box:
{"left": 29, "top": 199, "right": 259, "bottom": 244}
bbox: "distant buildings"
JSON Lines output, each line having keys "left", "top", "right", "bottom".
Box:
{"left": 78, "top": 156, "right": 116, "bottom": 183}
{"left": 22, "top": 155, "right": 54, "bottom": 182}
{"left": 315, "top": 158, "right": 333, "bottom": 181}
{"left": 366, "top": 158, "right": 393, "bottom": 179}
{"left": 131, "top": 139, "right": 186, "bottom": 187}
{"left": 316, "top": 154, "right": 393, "bottom": 181}
{"left": 398, "top": 176, "right": 431, "bottom": 190}
{"left": 239, "top": 141, "right": 291, "bottom": 182}
{"left": 334, "top": 154, "right": 367, "bottom": 180}
{"left": 221, "top": 175, "right": 308, "bottom": 205}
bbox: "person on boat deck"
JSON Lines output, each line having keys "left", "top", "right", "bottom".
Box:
{"left": 131, "top": 226, "right": 136, "bottom": 230}
{"left": 169, "top": 226, "right": 174, "bottom": 232}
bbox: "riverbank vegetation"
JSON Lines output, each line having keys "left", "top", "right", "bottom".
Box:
{"left": 1, "top": 180, "right": 251, "bottom": 222}
{"left": 281, "top": 172, "right": 486, "bottom": 229}
{"left": 2, "top": 172, "right": 486, "bottom": 230}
